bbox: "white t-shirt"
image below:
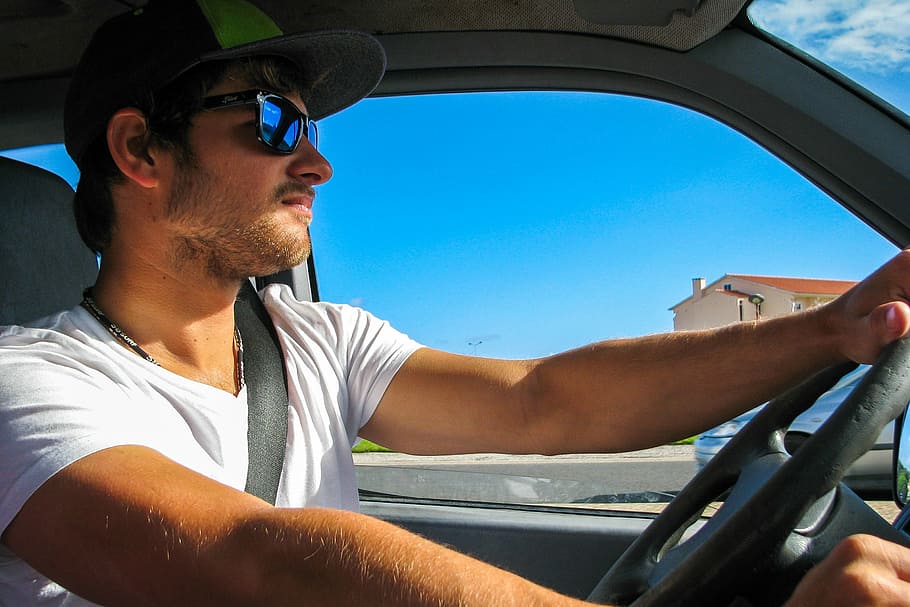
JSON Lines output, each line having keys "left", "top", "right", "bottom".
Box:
{"left": 0, "top": 284, "right": 421, "bottom": 606}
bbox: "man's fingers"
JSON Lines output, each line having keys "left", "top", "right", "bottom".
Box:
{"left": 834, "top": 535, "right": 910, "bottom": 576}
{"left": 785, "top": 535, "right": 910, "bottom": 606}
{"left": 844, "top": 302, "right": 910, "bottom": 364}
{"left": 835, "top": 535, "right": 910, "bottom": 606}
{"left": 881, "top": 302, "right": 910, "bottom": 343}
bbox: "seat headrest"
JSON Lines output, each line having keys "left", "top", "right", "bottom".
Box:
{"left": 0, "top": 156, "right": 98, "bottom": 326}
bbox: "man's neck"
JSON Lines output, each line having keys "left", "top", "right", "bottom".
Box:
{"left": 89, "top": 252, "right": 243, "bottom": 395}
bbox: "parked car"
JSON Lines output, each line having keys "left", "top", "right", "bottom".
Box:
{"left": 695, "top": 365, "right": 896, "bottom": 496}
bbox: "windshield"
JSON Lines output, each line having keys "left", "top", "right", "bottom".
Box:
{"left": 748, "top": 0, "right": 910, "bottom": 117}
{"left": 315, "top": 90, "right": 896, "bottom": 516}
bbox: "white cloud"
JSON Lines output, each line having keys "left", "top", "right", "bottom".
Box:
{"left": 751, "top": 0, "right": 910, "bottom": 74}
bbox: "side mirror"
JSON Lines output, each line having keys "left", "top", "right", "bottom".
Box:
{"left": 895, "top": 406, "right": 910, "bottom": 508}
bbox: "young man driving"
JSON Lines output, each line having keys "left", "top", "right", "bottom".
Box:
{"left": 1, "top": 0, "right": 909, "bottom": 604}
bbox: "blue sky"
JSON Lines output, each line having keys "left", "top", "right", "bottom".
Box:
{"left": 310, "top": 0, "right": 909, "bottom": 357}
{"left": 750, "top": 0, "right": 910, "bottom": 110}
{"left": 310, "top": 91, "right": 896, "bottom": 358}
{"left": 4, "top": 0, "right": 908, "bottom": 359}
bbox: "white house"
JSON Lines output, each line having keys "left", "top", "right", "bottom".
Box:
{"left": 670, "top": 274, "right": 857, "bottom": 331}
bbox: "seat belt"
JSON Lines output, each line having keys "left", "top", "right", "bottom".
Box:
{"left": 234, "top": 279, "right": 290, "bottom": 504}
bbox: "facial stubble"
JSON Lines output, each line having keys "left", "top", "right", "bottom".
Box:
{"left": 166, "top": 159, "right": 313, "bottom": 283}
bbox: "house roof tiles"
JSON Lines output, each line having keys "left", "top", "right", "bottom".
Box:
{"left": 728, "top": 274, "right": 856, "bottom": 295}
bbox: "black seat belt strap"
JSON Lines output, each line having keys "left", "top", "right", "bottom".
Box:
{"left": 234, "top": 279, "right": 290, "bottom": 504}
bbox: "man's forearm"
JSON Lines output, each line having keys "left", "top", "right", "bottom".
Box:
{"left": 4, "top": 447, "right": 591, "bottom": 607}
{"left": 523, "top": 305, "right": 842, "bottom": 453}
{"left": 217, "top": 507, "right": 590, "bottom": 607}
{"left": 367, "top": 304, "right": 844, "bottom": 457}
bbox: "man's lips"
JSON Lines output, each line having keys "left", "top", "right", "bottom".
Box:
{"left": 281, "top": 196, "right": 314, "bottom": 219}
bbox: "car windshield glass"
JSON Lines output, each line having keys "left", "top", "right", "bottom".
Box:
{"left": 313, "top": 90, "right": 897, "bottom": 514}
{"left": 748, "top": 0, "right": 910, "bottom": 117}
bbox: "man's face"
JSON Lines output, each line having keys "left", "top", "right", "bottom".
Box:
{"left": 162, "top": 79, "right": 333, "bottom": 283}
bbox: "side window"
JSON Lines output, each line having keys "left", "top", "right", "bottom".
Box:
{"left": 314, "top": 91, "right": 897, "bottom": 511}
{"left": 0, "top": 143, "right": 79, "bottom": 187}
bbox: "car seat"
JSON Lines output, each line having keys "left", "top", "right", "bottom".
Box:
{"left": 0, "top": 156, "right": 98, "bottom": 325}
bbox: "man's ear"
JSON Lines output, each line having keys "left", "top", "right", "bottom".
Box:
{"left": 107, "top": 108, "right": 160, "bottom": 188}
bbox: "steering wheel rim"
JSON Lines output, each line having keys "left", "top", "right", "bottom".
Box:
{"left": 588, "top": 337, "right": 910, "bottom": 606}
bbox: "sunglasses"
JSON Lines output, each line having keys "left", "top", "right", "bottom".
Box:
{"left": 201, "top": 89, "right": 317, "bottom": 154}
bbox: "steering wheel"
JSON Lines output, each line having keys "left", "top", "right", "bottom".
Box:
{"left": 588, "top": 338, "right": 910, "bottom": 607}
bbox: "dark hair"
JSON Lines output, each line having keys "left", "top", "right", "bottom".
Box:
{"left": 73, "top": 56, "right": 309, "bottom": 253}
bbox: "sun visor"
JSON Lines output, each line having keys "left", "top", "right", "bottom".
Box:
{"left": 573, "top": 0, "right": 702, "bottom": 26}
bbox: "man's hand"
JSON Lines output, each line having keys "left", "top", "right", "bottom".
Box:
{"left": 785, "top": 535, "right": 910, "bottom": 606}
{"left": 823, "top": 250, "right": 910, "bottom": 364}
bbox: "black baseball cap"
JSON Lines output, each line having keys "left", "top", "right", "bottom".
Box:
{"left": 64, "top": 0, "right": 386, "bottom": 168}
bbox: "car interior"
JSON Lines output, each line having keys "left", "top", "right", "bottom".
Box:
{"left": 2, "top": 0, "right": 910, "bottom": 604}
{"left": 0, "top": 156, "right": 97, "bottom": 325}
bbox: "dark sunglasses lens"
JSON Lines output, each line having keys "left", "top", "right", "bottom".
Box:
{"left": 260, "top": 96, "right": 301, "bottom": 153}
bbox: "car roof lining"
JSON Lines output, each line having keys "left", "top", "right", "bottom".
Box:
{"left": 259, "top": 0, "right": 748, "bottom": 51}
{"left": 0, "top": 0, "right": 748, "bottom": 86}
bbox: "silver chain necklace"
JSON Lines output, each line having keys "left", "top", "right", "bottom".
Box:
{"left": 80, "top": 289, "right": 245, "bottom": 392}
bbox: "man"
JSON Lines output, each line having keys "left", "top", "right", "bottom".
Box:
{"left": 0, "top": 0, "right": 908, "bottom": 605}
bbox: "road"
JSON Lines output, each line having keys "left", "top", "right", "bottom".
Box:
{"left": 356, "top": 445, "right": 699, "bottom": 505}
{"left": 355, "top": 445, "right": 901, "bottom": 520}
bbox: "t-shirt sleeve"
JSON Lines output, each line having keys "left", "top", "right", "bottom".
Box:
{"left": 0, "top": 330, "right": 162, "bottom": 535}
{"left": 338, "top": 304, "right": 422, "bottom": 431}
{"left": 261, "top": 285, "right": 422, "bottom": 442}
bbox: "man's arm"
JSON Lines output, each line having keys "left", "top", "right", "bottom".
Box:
{"left": 2, "top": 445, "right": 588, "bottom": 607}
{"left": 362, "top": 251, "right": 910, "bottom": 456}
{"left": 5, "top": 447, "right": 909, "bottom": 607}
